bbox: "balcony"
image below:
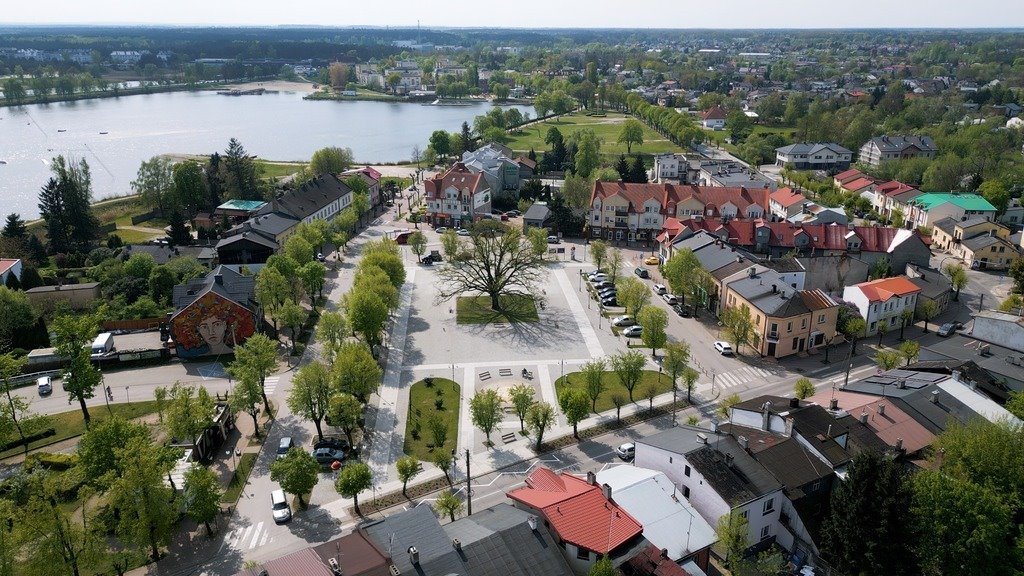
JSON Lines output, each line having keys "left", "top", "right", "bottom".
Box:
{"left": 766, "top": 331, "right": 780, "bottom": 342}
{"left": 614, "top": 210, "right": 629, "bottom": 217}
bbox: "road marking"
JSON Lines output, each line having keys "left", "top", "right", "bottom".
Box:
{"left": 259, "top": 531, "right": 269, "bottom": 547}
{"left": 263, "top": 376, "right": 280, "bottom": 395}
{"left": 248, "top": 522, "right": 264, "bottom": 549}
{"left": 553, "top": 268, "right": 605, "bottom": 358}
{"left": 237, "top": 525, "right": 252, "bottom": 548}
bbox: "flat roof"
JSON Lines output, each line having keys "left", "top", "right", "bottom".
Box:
{"left": 217, "top": 199, "right": 267, "bottom": 211}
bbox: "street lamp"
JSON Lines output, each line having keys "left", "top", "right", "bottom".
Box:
{"left": 125, "top": 386, "right": 130, "bottom": 405}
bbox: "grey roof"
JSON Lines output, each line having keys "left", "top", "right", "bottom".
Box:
{"left": 958, "top": 216, "right": 992, "bottom": 229}
{"left": 725, "top": 269, "right": 804, "bottom": 316}
{"left": 866, "top": 135, "right": 937, "bottom": 153}
{"left": 905, "top": 267, "right": 952, "bottom": 300}
{"left": 776, "top": 142, "right": 852, "bottom": 156}
{"left": 124, "top": 244, "right": 217, "bottom": 265}
{"left": 962, "top": 233, "right": 1012, "bottom": 252}
{"left": 691, "top": 239, "right": 754, "bottom": 275}
{"left": 171, "top": 265, "right": 256, "bottom": 312}
{"left": 361, "top": 506, "right": 467, "bottom": 576}
{"left": 258, "top": 173, "right": 352, "bottom": 221}
{"left": 931, "top": 217, "right": 958, "bottom": 236}
{"left": 443, "top": 503, "right": 573, "bottom": 576}
{"left": 25, "top": 281, "right": 100, "bottom": 293}
{"left": 216, "top": 230, "right": 279, "bottom": 251}
{"left": 922, "top": 335, "right": 1024, "bottom": 392}
{"left": 523, "top": 203, "right": 551, "bottom": 223}
{"left": 235, "top": 211, "right": 300, "bottom": 239}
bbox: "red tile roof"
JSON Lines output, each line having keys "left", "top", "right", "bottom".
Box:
{"left": 624, "top": 544, "right": 694, "bottom": 576}
{"left": 423, "top": 163, "right": 486, "bottom": 201}
{"left": 769, "top": 187, "right": 806, "bottom": 208}
{"left": 0, "top": 259, "right": 19, "bottom": 275}
{"left": 507, "top": 468, "right": 642, "bottom": 555}
{"left": 701, "top": 106, "right": 728, "bottom": 120}
{"left": 842, "top": 177, "right": 878, "bottom": 192}
{"left": 656, "top": 217, "right": 685, "bottom": 244}
{"left": 834, "top": 169, "right": 864, "bottom": 184}
{"left": 852, "top": 276, "right": 922, "bottom": 302}
{"left": 677, "top": 218, "right": 921, "bottom": 254}
{"left": 856, "top": 399, "right": 935, "bottom": 454}
{"left": 877, "top": 180, "right": 918, "bottom": 198}
{"left": 590, "top": 182, "right": 770, "bottom": 218}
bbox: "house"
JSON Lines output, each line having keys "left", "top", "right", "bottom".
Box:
{"left": 257, "top": 174, "right": 354, "bottom": 226}
{"left": 768, "top": 188, "right": 807, "bottom": 220}
{"left": 25, "top": 281, "right": 100, "bottom": 310}
{"left": 721, "top": 268, "right": 839, "bottom": 358}
{"left": 930, "top": 216, "right": 1017, "bottom": 269}
{"left": 595, "top": 466, "right": 717, "bottom": 571}
{"left": 523, "top": 202, "right": 553, "bottom": 231}
{"left": 622, "top": 545, "right": 697, "bottom": 576}
{"left": 774, "top": 143, "right": 853, "bottom": 170}
{"left": 507, "top": 468, "right": 644, "bottom": 574}
{"left": 462, "top": 143, "right": 522, "bottom": 194}
{"left": 904, "top": 264, "right": 952, "bottom": 318}
{"left": 634, "top": 426, "right": 786, "bottom": 557}
{"left": 340, "top": 166, "right": 383, "bottom": 208}
{"left": 832, "top": 168, "right": 866, "bottom": 188}
{"left": 516, "top": 156, "right": 537, "bottom": 181}
{"left": 787, "top": 204, "right": 848, "bottom": 226}
{"left": 858, "top": 135, "right": 938, "bottom": 167}
{"left": 214, "top": 199, "right": 267, "bottom": 223}
{"left": 842, "top": 276, "right": 921, "bottom": 335}
{"left": 424, "top": 162, "right": 493, "bottom": 227}
{"left": 215, "top": 231, "right": 279, "bottom": 267}
{"left": 170, "top": 266, "right": 259, "bottom": 358}
{"left": 839, "top": 176, "right": 879, "bottom": 195}
{"left": 804, "top": 389, "right": 935, "bottom": 458}
{"left": 698, "top": 160, "right": 776, "bottom": 189}
{"left": 122, "top": 244, "right": 217, "bottom": 268}
{"left": 700, "top": 106, "right": 728, "bottom": 129}
{"left": 0, "top": 258, "right": 22, "bottom": 286}
{"left": 999, "top": 197, "right": 1024, "bottom": 227}
{"left": 652, "top": 153, "right": 696, "bottom": 183}
{"left": 872, "top": 180, "right": 922, "bottom": 219}
{"left": 906, "top": 193, "right": 997, "bottom": 228}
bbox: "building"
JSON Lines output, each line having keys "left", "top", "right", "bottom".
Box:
{"left": 170, "top": 266, "right": 259, "bottom": 358}
{"left": 768, "top": 188, "right": 807, "bottom": 220}
{"left": 652, "top": 153, "right": 697, "bottom": 182}
{"left": 803, "top": 389, "right": 935, "bottom": 458}
{"left": 700, "top": 106, "right": 728, "bottom": 129}
{"left": 787, "top": 204, "right": 848, "bottom": 226}
{"left": 774, "top": 143, "right": 852, "bottom": 170}
{"left": 872, "top": 180, "right": 921, "bottom": 218}
{"left": 721, "top": 268, "right": 839, "bottom": 358}
{"left": 595, "top": 466, "right": 717, "bottom": 571}
{"left": 25, "top": 281, "right": 101, "bottom": 310}
{"left": 461, "top": 143, "right": 522, "bottom": 194}
{"left": 340, "top": 166, "right": 383, "bottom": 208}
{"left": 698, "top": 160, "right": 776, "bottom": 189}
{"left": 858, "top": 135, "right": 938, "bottom": 167}
{"left": 930, "top": 216, "right": 1017, "bottom": 270}
{"left": 906, "top": 193, "right": 997, "bottom": 228}
{"left": 0, "top": 258, "right": 22, "bottom": 286}
{"left": 842, "top": 276, "right": 921, "bottom": 335}
{"left": 904, "top": 264, "right": 952, "bottom": 318}
{"left": 507, "top": 467, "right": 644, "bottom": 574}
{"left": 424, "top": 162, "right": 492, "bottom": 227}
{"left": 523, "top": 202, "right": 553, "bottom": 231}
{"left": 588, "top": 182, "right": 770, "bottom": 242}
{"left": 122, "top": 244, "right": 217, "bottom": 268}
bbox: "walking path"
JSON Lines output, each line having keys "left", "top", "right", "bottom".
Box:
{"left": 553, "top": 268, "right": 605, "bottom": 358}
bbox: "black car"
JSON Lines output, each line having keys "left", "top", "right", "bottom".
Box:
{"left": 634, "top": 267, "right": 650, "bottom": 279}
{"left": 601, "top": 297, "right": 618, "bottom": 307}
{"left": 314, "top": 437, "right": 350, "bottom": 452}
{"left": 597, "top": 288, "right": 617, "bottom": 299}
{"left": 311, "top": 447, "right": 346, "bottom": 467}
{"left": 673, "top": 304, "right": 692, "bottom": 317}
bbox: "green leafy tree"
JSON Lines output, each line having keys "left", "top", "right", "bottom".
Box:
{"left": 131, "top": 156, "right": 178, "bottom": 213}
{"left": 526, "top": 226, "right": 548, "bottom": 259}
{"left": 328, "top": 392, "right": 363, "bottom": 446}
{"left": 559, "top": 388, "right": 590, "bottom": 438}
{"left": 662, "top": 341, "right": 690, "bottom": 402}
{"left": 298, "top": 261, "right": 327, "bottom": 309}
{"left": 0, "top": 286, "right": 36, "bottom": 351}
{"left": 335, "top": 461, "right": 373, "bottom": 515}
{"left": 230, "top": 367, "right": 265, "bottom": 438}
{"left": 332, "top": 342, "right": 382, "bottom": 402}
{"left": 408, "top": 231, "right": 428, "bottom": 261}
{"left": 270, "top": 448, "right": 320, "bottom": 508}
{"left": 441, "top": 230, "right": 459, "bottom": 262}
{"left": 589, "top": 555, "right": 617, "bottom": 576}
{"left": 434, "top": 228, "right": 545, "bottom": 313}
{"left": 932, "top": 419, "right": 1024, "bottom": 509}
{"left": 288, "top": 361, "right": 332, "bottom": 440}
{"left": 77, "top": 416, "right": 150, "bottom": 486}
{"left": 977, "top": 179, "right": 1010, "bottom": 218}
{"left": 526, "top": 402, "right": 555, "bottom": 450}
{"left": 617, "top": 119, "right": 645, "bottom": 154}
{"left": 353, "top": 264, "right": 399, "bottom": 311}
{"left": 148, "top": 264, "right": 176, "bottom": 305}
{"left": 898, "top": 308, "right": 914, "bottom": 340}
{"left": 228, "top": 333, "right": 278, "bottom": 413}
{"left": 580, "top": 359, "right": 607, "bottom": 412}
{"left": 716, "top": 393, "right": 742, "bottom": 419}
{"left": 876, "top": 319, "right": 889, "bottom": 346}
{"left": 51, "top": 313, "right": 101, "bottom": 427}
{"left": 943, "top": 263, "right": 969, "bottom": 301}
{"left": 508, "top": 383, "right": 535, "bottom": 433}
{"left": 108, "top": 436, "right": 178, "bottom": 561}
{"left": 316, "top": 311, "right": 347, "bottom": 365}
{"left": 820, "top": 452, "right": 916, "bottom": 576}
{"left": 1006, "top": 391, "right": 1024, "bottom": 420}
{"left": 396, "top": 455, "right": 421, "bottom": 497}
{"left": 434, "top": 489, "right": 464, "bottom": 522}
{"left": 721, "top": 304, "right": 759, "bottom": 355}
{"left": 841, "top": 316, "right": 867, "bottom": 355}
{"left": 164, "top": 382, "right": 216, "bottom": 452}
{"left": 616, "top": 276, "right": 650, "bottom": 316}
{"left": 284, "top": 234, "right": 314, "bottom": 266}
{"left": 255, "top": 266, "right": 291, "bottom": 332}
{"left": 572, "top": 129, "right": 602, "bottom": 178}
{"left": 0, "top": 352, "right": 49, "bottom": 456}
{"left": 429, "top": 130, "right": 451, "bottom": 162}
{"left": 662, "top": 248, "right": 713, "bottom": 306}
{"left": 794, "top": 377, "right": 815, "bottom": 400}
{"left": 589, "top": 239, "right": 608, "bottom": 270}
{"left": 899, "top": 340, "right": 920, "bottom": 366}
{"left": 19, "top": 486, "right": 105, "bottom": 576}
{"left": 610, "top": 350, "right": 646, "bottom": 402}
{"left": 919, "top": 300, "right": 938, "bottom": 333}
{"left": 682, "top": 367, "right": 700, "bottom": 405}
{"left": 183, "top": 465, "right": 222, "bottom": 536}
{"left": 38, "top": 156, "right": 99, "bottom": 253}
{"left": 638, "top": 306, "right": 668, "bottom": 356}
{"left": 875, "top": 349, "right": 902, "bottom": 371}
{"left": 278, "top": 298, "right": 308, "bottom": 354}
{"left": 309, "top": 146, "right": 354, "bottom": 176}
{"left": 716, "top": 511, "right": 749, "bottom": 568}
{"left": 172, "top": 159, "right": 207, "bottom": 214}
{"left": 470, "top": 389, "right": 503, "bottom": 444}
{"left": 222, "top": 138, "right": 263, "bottom": 201}
{"left": 346, "top": 288, "right": 388, "bottom": 352}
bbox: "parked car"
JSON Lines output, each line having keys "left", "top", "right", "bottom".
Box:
{"left": 601, "top": 297, "right": 618, "bottom": 307}
{"left": 714, "top": 341, "right": 734, "bottom": 356}
{"left": 612, "top": 315, "right": 635, "bottom": 327}
{"left": 271, "top": 489, "right": 292, "bottom": 524}
{"left": 277, "top": 437, "right": 294, "bottom": 459}
{"left": 673, "top": 304, "right": 692, "bottom": 318}
{"left": 547, "top": 235, "right": 560, "bottom": 244}
{"left": 644, "top": 255, "right": 660, "bottom": 265}
{"left": 36, "top": 376, "right": 52, "bottom": 396}
{"left": 592, "top": 280, "right": 615, "bottom": 290}
{"left": 653, "top": 283, "right": 667, "bottom": 295}
{"left": 663, "top": 294, "right": 679, "bottom": 305}
{"left": 435, "top": 227, "right": 448, "bottom": 234}
{"left": 597, "top": 288, "right": 617, "bottom": 298}
{"left": 311, "top": 447, "right": 347, "bottom": 467}
{"left": 615, "top": 442, "right": 635, "bottom": 461}
{"left": 314, "top": 437, "right": 350, "bottom": 452}
{"left": 500, "top": 214, "right": 509, "bottom": 221}
{"left": 623, "top": 326, "right": 643, "bottom": 337}
{"left": 506, "top": 210, "right": 521, "bottom": 217}
{"left": 634, "top": 267, "right": 650, "bottom": 279}
{"left": 316, "top": 252, "right": 325, "bottom": 262}
{"left": 589, "top": 272, "right": 609, "bottom": 282}
{"left": 937, "top": 323, "right": 957, "bottom": 337}
{"left": 456, "top": 228, "right": 471, "bottom": 236}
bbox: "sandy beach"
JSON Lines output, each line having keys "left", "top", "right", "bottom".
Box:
{"left": 219, "top": 80, "right": 318, "bottom": 93}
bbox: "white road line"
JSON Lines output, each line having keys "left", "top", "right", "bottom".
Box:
{"left": 459, "top": 365, "right": 474, "bottom": 452}
{"left": 237, "top": 525, "right": 253, "bottom": 549}
{"left": 248, "top": 522, "right": 264, "bottom": 549}
{"left": 553, "top": 268, "right": 604, "bottom": 359}
{"left": 263, "top": 376, "right": 279, "bottom": 395}
{"left": 405, "top": 358, "right": 592, "bottom": 372}
{"left": 259, "top": 532, "right": 269, "bottom": 547}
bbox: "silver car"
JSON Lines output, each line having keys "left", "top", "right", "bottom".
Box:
{"left": 271, "top": 489, "right": 291, "bottom": 523}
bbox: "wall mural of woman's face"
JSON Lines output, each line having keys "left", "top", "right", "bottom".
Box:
{"left": 198, "top": 315, "right": 228, "bottom": 347}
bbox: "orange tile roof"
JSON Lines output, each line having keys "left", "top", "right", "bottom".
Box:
{"left": 853, "top": 276, "right": 922, "bottom": 302}
{"left": 834, "top": 169, "right": 864, "bottom": 184}
{"left": 507, "top": 468, "right": 642, "bottom": 555}
{"left": 423, "top": 162, "right": 486, "bottom": 201}
{"left": 842, "top": 177, "right": 878, "bottom": 192}
{"left": 701, "top": 106, "right": 728, "bottom": 120}
{"left": 590, "top": 182, "right": 770, "bottom": 218}
{"left": 769, "top": 187, "right": 806, "bottom": 208}
{"left": 0, "top": 259, "right": 19, "bottom": 275}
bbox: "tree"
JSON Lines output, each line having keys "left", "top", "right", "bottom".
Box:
{"left": 1006, "top": 391, "right": 1024, "bottom": 420}
{"left": 638, "top": 306, "right": 668, "bottom": 356}
{"left": 309, "top": 146, "right": 354, "bottom": 176}
{"left": 558, "top": 388, "right": 589, "bottom": 438}
{"left": 572, "top": 129, "right": 602, "bottom": 178}
{"left": 77, "top": 416, "right": 150, "bottom": 485}
{"left": 298, "top": 261, "right": 327, "bottom": 309}
{"left": 920, "top": 300, "right": 938, "bottom": 333}
{"left": 183, "top": 465, "right": 222, "bottom": 537}
{"left": 148, "top": 264, "right": 176, "bottom": 305}
{"left": 230, "top": 367, "right": 265, "bottom": 438}
{"left": 51, "top": 314, "right": 100, "bottom": 427}
{"left": 944, "top": 263, "right": 969, "bottom": 301}
{"left": 580, "top": 359, "right": 607, "bottom": 413}
{"left": 316, "top": 311, "right": 347, "bottom": 365}
{"left": 229, "top": 333, "right": 278, "bottom": 413}
{"left": 526, "top": 402, "right": 555, "bottom": 450}
{"left": 108, "top": 436, "right": 178, "bottom": 561}
{"left": 875, "top": 349, "right": 902, "bottom": 371}
{"left": 131, "top": 156, "right": 177, "bottom": 213}
{"left": 469, "top": 389, "right": 503, "bottom": 444}
{"left": 422, "top": 486, "right": 461, "bottom": 526}
{"left": 353, "top": 265, "right": 399, "bottom": 311}
{"left": 610, "top": 350, "right": 646, "bottom": 402}
{"left": 270, "top": 448, "right": 320, "bottom": 508}
{"left": 255, "top": 266, "right": 290, "bottom": 332}
{"left": 222, "top": 138, "right": 263, "bottom": 200}
{"left": 408, "top": 231, "right": 427, "bottom": 261}
{"left": 526, "top": 226, "right": 548, "bottom": 259}
{"left": 396, "top": 456, "right": 421, "bottom": 497}
{"left": 662, "top": 341, "right": 690, "bottom": 401}
{"left": 288, "top": 361, "right": 332, "bottom": 441}
{"left": 663, "top": 249, "right": 713, "bottom": 305}
{"left": 721, "top": 304, "right": 759, "bottom": 355}
{"left": 978, "top": 179, "right": 1010, "bottom": 218}
{"left": 682, "top": 367, "right": 700, "bottom": 405}
{"left": 793, "top": 377, "right": 815, "bottom": 400}
{"left": 628, "top": 154, "right": 648, "bottom": 184}
{"left": 172, "top": 160, "right": 207, "bottom": 214}
{"left": 0, "top": 286, "right": 36, "bottom": 351}
{"left": 19, "top": 486, "right": 104, "bottom": 576}
{"left": 898, "top": 308, "right": 914, "bottom": 340}
{"left": 508, "top": 383, "right": 535, "bottom": 433}
{"left": 346, "top": 288, "right": 388, "bottom": 353}
{"left": 328, "top": 393, "right": 363, "bottom": 447}
{"left": 0, "top": 353, "right": 48, "bottom": 456}
{"left": 716, "top": 511, "right": 749, "bottom": 568}
{"left": 435, "top": 229, "right": 545, "bottom": 313}
{"left": 278, "top": 298, "right": 308, "bottom": 353}
{"left": 1, "top": 213, "right": 27, "bottom": 240}
{"left": 820, "top": 452, "right": 915, "bottom": 576}
{"left": 38, "top": 156, "right": 99, "bottom": 253}
{"left": 898, "top": 340, "right": 920, "bottom": 367}
{"left": 164, "top": 382, "right": 216, "bottom": 452}
{"left": 617, "top": 119, "right": 645, "bottom": 154}
{"left": 876, "top": 319, "right": 889, "bottom": 346}
{"left": 590, "top": 239, "right": 608, "bottom": 270}
{"left": 429, "top": 130, "right": 451, "bottom": 162}
{"left": 441, "top": 230, "right": 459, "bottom": 262}
{"left": 716, "top": 393, "right": 742, "bottom": 419}
{"left": 589, "top": 555, "right": 617, "bottom": 576}
{"left": 284, "top": 234, "right": 314, "bottom": 266}
{"left": 332, "top": 342, "right": 382, "bottom": 402}
{"left": 1010, "top": 257, "right": 1024, "bottom": 294}
{"left": 560, "top": 172, "right": 592, "bottom": 210}
{"left": 932, "top": 419, "right": 1024, "bottom": 510}
{"left": 868, "top": 255, "right": 892, "bottom": 280}
{"left": 842, "top": 316, "right": 867, "bottom": 356}
{"left": 616, "top": 276, "right": 650, "bottom": 316}
{"left": 335, "top": 461, "right": 372, "bottom": 515}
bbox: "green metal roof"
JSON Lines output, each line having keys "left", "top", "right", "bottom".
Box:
{"left": 217, "top": 199, "right": 267, "bottom": 211}
{"left": 912, "top": 193, "right": 996, "bottom": 212}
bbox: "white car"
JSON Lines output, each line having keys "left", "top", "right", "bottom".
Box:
{"left": 714, "top": 341, "right": 734, "bottom": 356}
{"left": 623, "top": 326, "right": 643, "bottom": 337}
{"left": 271, "top": 489, "right": 291, "bottom": 523}
{"left": 662, "top": 294, "right": 679, "bottom": 305}
{"left": 456, "top": 228, "right": 471, "bottom": 236}
{"left": 588, "top": 272, "right": 609, "bottom": 282}
{"left": 435, "top": 227, "right": 448, "bottom": 234}
{"left": 615, "top": 442, "right": 635, "bottom": 461}
{"left": 546, "top": 235, "right": 560, "bottom": 244}
{"left": 653, "top": 283, "right": 667, "bottom": 295}
{"left": 612, "top": 315, "right": 635, "bottom": 327}
{"left": 36, "top": 376, "right": 53, "bottom": 396}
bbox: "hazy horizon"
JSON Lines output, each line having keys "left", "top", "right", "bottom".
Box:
{"left": 3, "top": 0, "right": 1023, "bottom": 30}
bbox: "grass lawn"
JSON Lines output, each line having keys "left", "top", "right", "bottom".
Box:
{"left": 456, "top": 295, "right": 539, "bottom": 324}
{"left": 403, "top": 378, "right": 460, "bottom": 461}
{"left": 0, "top": 400, "right": 161, "bottom": 460}
{"left": 221, "top": 452, "right": 257, "bottom": 504}
{"left": 112, "top": 226, "right": 162, "bottom": 244}
{"left": 507, "top": 112, "right": 681, "bottom": 157}
{"left": 554, "top": 369, "right": 672, "bottom": 413}
{"left": 257, "top": 160, "right": 307, "bottom": 180}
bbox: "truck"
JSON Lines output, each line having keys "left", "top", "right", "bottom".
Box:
{"left": 90, "top": 332, "right": 115, "bottom": 359}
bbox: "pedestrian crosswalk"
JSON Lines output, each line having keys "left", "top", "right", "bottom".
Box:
{"left": 263, "top": 376, "right": 280, "bottom": 395}
{"left": 713, "top": 366, "right": 778, "bottom": 390}
{"left": 226, "top": 521, "right": 274, "bottom": 551}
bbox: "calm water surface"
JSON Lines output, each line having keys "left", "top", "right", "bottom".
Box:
{"left": 0, "top": 90, "right": 528, "bottom": 218}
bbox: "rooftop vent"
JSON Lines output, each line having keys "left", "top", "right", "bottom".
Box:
{"left": 408, "top": 547, "right": 419, "bottom": 565}
{"left": 527, "top": 515, "right": 538, "bottom": 531}
{"left": 859, "top": 412, "right": 868, "bottom": 424}
{"left": 930, "top": 390, "right": 939, "bottom": 404}
{"left": 697, "top": 432, "right": 708, "bottom": 444}
{"left": 738, "top": 436, "right": 749, "bottom": 450}
{"left": 328, "top": 557, "right": 342, "bottom": 576}
{"left": 877, "top": 403, "right": 886, "bottom": 416}
{"left": 452, "top": 539, "right": 462, "bottom": 550}
{"left": 389, "top": 565, "right": 401, "bottom": 576}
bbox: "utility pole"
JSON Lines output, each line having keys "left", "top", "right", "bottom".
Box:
{"left": 465, "top": 449, "right": 472, "bottom": 516}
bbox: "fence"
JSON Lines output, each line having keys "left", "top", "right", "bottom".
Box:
{"left": 130, "top": 209, "right": 162, "bottom": 225}
{"left": 102, "top": 317, "right": 164, "bottom": 331}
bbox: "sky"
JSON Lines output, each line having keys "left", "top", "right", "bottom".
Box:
{"left": 2, "top": 0, "right": 1022, "bottom": 29}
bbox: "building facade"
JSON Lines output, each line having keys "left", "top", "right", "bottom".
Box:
{"left": 774, "top": 143, "right": 852, "bottom": 170}
{"left": 842, "top": 276, "right": 921, "bottom": 335}
{"left": 858, "top": 135, "right": 938, "bottom": 167}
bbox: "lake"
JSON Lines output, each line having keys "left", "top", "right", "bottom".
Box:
{"left": 0, "top": 90, "right": 530, "bottom": 218}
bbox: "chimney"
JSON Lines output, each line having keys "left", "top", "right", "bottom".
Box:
{"left": 749, "top": 266, "right": 756, "bottom": 278}
{"left": 930, "top": 390, "right": 939, "bottom": 404}
{"left": 738, "top": 435, "right": 749, "bottom": 450}
{"left": 408, "top": 547, "right": 419, "bottom": 565}
{"left": 877, "top": 403, "right": 886, "bottom": 416}
{"left": 761, "top": 401, "right": 772, "bottom": 430}
{"left": 214, "top": 274, "right": 223, "bottom": 285}
{"left": 736, "top": 255, "right": 743, "bottom": 263}
{"left": 601, "top": 483, "right": 612, "bottom": 501}
{"left": 711, "top": 420, "right": 720, "bottom": 433}
{"left": 772, "top": 284, "right": 777, "bottom": 294}
{"left": 328, "top": 557, "right": 342, "bottom": 576}
{"left": 527, "top": 515, "right": 538, "bottom": 531}
{"left": 895, "top": 438, "right": 904, "bottom": 451}
{"left": 697, "top": 432, "right": 708, "bottom": 444}
{"left": 951, "top": 370, "right": 962, "bottom": 383}
{"left": 829, "top": 398, "right": 839, "bottom": 411}
{"left": 897, "top": 379, "right": 906, "bottom": 389}
{"left": 587, "top": 471, "right": 596, "bottom": 486}
{"left": 826, "top": 424, "right": 832, "bottom": 438}
{"left": 789, "top": 397, "right": 799, "bottom": 408}
{"left": 859, "top": 411, "right": 868, "bottom": 424}
{"left": 452, "top": 539, "right": 462, "bottom": 551}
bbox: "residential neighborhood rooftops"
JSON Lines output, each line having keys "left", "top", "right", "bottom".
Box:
{"left": 686, "top": 440, "right": 782, "bottom": 507}
{"left": 866, "top": 135, "right": 937, "bottom": 153}
{"left": 910, "top": 193, "right": 996, "bottom": 212}
{"left": 849, "top": 276, "right": 922, "bottom": 302}
{"left": 310, "top": 531, "right": 392, "bottom": 576}
{"left": 775, "top": 142, "right": 852, "bottom": 156}
{"left": 834, "top": 168, "right": 865, "bottom": 183}
{"left": 769, "top": 187, "right": 806, "bottom": 208}
{"left": 0, "top": 258, "right": 21, "bottom": 275}
{"left": 701, "top": 106, "right": 728, "bottom": 120}
{"left": 425, "top": 162, "right": 488, "bottom": 199}
{"left": 591, "top": 181, "right": 770, "bottom": 217}
{"left": 443, "top": 503, "right": 574, "bottom": 576}
{"left": 171, "top": 265, "right": 255, "bottom": 312}
{"left": 361, "top": 506, "right": 466, "bottom": 576}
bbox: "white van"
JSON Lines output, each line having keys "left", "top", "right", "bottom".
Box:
{"left": 271, "top": 489, "right": 291, "bottom": 523}
{"left": 90, "top": 333, "right": 114, "bottom": 359}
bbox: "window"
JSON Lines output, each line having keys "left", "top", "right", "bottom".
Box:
{"left": 787, "top": 322, "right": 793, "bottom": 332}
{"left": 770, "top": 322, "right": 778, "bottom": 334}
{"left": 683, "top": 486, "right": 690, "bottom": 498}
{"left": 763, "top": 498, "right": 775, "bottom": 515}
{"left": 801, "top": 318, "right": 807, "bottom": 329}
{"left": 576, "top": 547, "right": 589, "bottom": 561}
{"left": 761, "top": 525, "right": 771, "bottom": 540}
{"left": 818, "top": 314, "right": 826, "bottom": 324}
{"left": 684, "top": 465, "right": 691, "bottom": 477}
{"left": 741, "top": 510, "right": 749, "bottom": 520}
